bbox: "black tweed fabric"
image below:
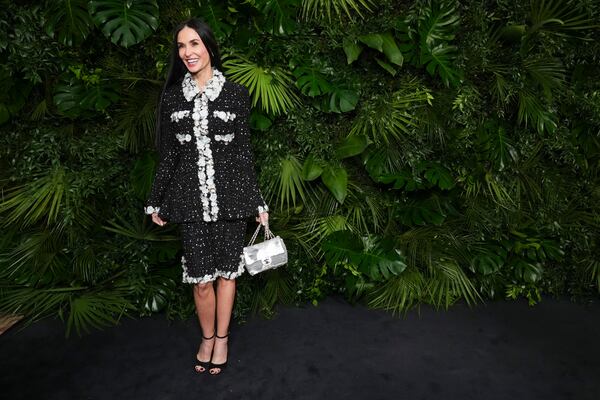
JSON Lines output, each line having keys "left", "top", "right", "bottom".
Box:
{"left": 145, "top": 69, "right": 268, "bottom": 223}
{"left": 179, "top": 219, "right": 246, "bottom": 284}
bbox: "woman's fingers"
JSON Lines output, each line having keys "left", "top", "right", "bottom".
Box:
{"left": 151, "top": 212, "right": 166, "bottom": 226}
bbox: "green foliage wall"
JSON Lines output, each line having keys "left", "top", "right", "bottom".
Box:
{"left": 1, "top": 0, "right": 599, "bottom": 335}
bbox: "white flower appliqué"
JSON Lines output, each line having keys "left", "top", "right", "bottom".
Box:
{"left": 170, "top": 110, "right": 190, "bottom": 122}
{"left": 176, "top": 133, "right": 192, "bottom": 144}
{"left": 213, "top": 110, "right": 236, "bottom": 122}
{"left": 214, "top": 134, "right": 235, "bottom": 143}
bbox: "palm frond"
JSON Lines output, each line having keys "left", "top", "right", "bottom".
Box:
{"left": 367, "top": 267, "right": 426, "bottom": 315}
{"left": 115, "top": 81, "right": 161, "bottom": 153}
{"left": 301, "top": 0, "right": 374, "bottom": 21}
{"left": 350, "top": 83, "right": 433, "bottom": 144}
{"left": 0, "top": 167, "right": 68, "bottom": 228}
{"left": 264, "top": 155, "right": 307, "bottom": 211}
{"left": 223, "top": 54, "right": 300, "bottom": 115}
{"left": 426, "top": 258, "right": 481, "bottom": 308}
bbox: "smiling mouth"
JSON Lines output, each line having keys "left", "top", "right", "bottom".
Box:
{"left": 187, "top": 58, "right": 199, "bottom": 65}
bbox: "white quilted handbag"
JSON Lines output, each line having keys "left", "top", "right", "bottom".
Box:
{"left": 243, "top": 223, "right": 287, "bottom": 275}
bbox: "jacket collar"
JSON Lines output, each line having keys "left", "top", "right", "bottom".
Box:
{"left": 182, "top": 68, "right": 225, "bottom": 102}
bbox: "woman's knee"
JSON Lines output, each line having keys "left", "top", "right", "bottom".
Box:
{"left": 194, "top": 281, "right": 214, "bottom": 295}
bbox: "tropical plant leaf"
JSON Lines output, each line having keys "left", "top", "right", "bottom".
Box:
{"left": 417, "top": 0, "right": 459, "bottom": 46}
{"left": 335, "top": 135, "right": 368, "bottom": 159}
{"left": 420, "top": 42, "right": 460, "bottom": 87}
{"left": 517, "top": 88, "right": 557, "bottom": 133}
{"left": 252, "top": 0, "right": 299, "bottom": 35}
{"left": 350, "top": 83, "right": 433, "bottom": 144}
{"left": 396, "top": 198, "right": 446, "bottom": 226}
{"left": 293, "top": 67, "right": 332, "bottom": 97}
{"left": 103, "top": 214, "right": 179, "bottom": 242}
{"left": 322, "top": 231, "right": 407, "bottom": 281}
{"left": 327, "top": 86, "right": 359, "bottom": 113}
{"left": 301, "top": 0, "right": 374, "bottom": 21}
{"left": 53, "top": 73, "right": 120, "bottom": 117}
{"left": 223, "top": 54, "right": 300, "bottom": 115}
{"left": 89, "top": 0, "right": 159, "bottom": 48}
{"left": 195, "top": 0, "right": 234, "bottom": 38}
{"left": 367, "top": 267, "right": 426, "bottom": 314}
{"left": 321, "top": 165, "right": 348, "bottom": 203}
{"left": 0, "top": 168, "right": 68, "bottom": 228}
{"left": 45, "top": 0, "right": 93, "bottom": 46}
{"left": 301, "top": 155, "right": 324, "bottom": 181}
{"left": 265, "top": 155, "right": 307, "bottom": 209}
{"left": 343, "top": 37, "right": 363, "bottom": 64}
{"left": 130, "top": 152, "right": 157, "bottom": 200}
{"left": 427, "top": 258, "right": 480, "bottom": 308}
{"left": 66, "top": 289, "right": 132, "bottom": 336}
{"left": 116, "top": 81, "right": 161, "bottom": 153}
{"left": 528, "top": 0, "right": 597, "bottom": 40}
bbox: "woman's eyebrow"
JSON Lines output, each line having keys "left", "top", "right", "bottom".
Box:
{"left": 176, "top": 39, "right": 201, "bottom": 45}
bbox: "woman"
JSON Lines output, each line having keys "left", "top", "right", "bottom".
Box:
{"left": 144, "top": 18, "right": 269, "bottom": 375}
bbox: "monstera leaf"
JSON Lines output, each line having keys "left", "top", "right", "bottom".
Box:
{"left": 253, "top": 0, "right": 299, "bottom": 35}
{"left": 54, "top": 74, "right": 119, "bottom": 117}
{"left": 45, "top": 0, "right": 93, "bottom": 46}
{"left": 293, "top": 67, "right": 332, "bottom": 97}
{"left": 89, "top": 0, "right": 159, "bottom": 47}
{"left": 322, "top": 231, "right": 407, "bottom": 281}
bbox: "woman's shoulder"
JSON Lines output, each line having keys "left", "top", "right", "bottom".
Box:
{"left": 223, "top": 80, "right": 250, "bottom": 98}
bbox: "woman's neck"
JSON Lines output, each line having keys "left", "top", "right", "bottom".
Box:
{"left": 192, "top": 66, "right": 213, "bottom": 89}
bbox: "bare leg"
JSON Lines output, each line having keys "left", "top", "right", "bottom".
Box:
{"left": 193, "top": 281, "right": 216, "bottom": 371}
{"left": 210, "top": 277, "right": 236, "bottom": 374}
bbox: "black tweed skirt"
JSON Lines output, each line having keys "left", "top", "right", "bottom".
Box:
{"left": 179, "top": 219, "right": 247, "bottom": 284}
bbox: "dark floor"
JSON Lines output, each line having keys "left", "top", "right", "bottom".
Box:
{"left": 1, "top": 295, "right": 599, "bottom": 400}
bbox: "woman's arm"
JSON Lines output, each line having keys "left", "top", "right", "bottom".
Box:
{"left": 145, "top": 96, "right": 180, "bottom": 219}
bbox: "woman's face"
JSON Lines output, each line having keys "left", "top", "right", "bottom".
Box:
{"left": 177, "top": 26, "right": 211, "bottom": 74}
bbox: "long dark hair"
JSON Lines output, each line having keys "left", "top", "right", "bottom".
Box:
{"left": 155, "top": 19, "right": 222, "bottom": 152}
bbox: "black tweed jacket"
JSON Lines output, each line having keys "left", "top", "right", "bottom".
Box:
{"left": 144, "top": 69, "right": 268, "bottom": 223}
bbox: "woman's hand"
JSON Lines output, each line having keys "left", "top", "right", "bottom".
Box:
{"left": 152, "top": 212, "right": 167, "bottom": 226}
{"left": 256, "top": 212, "right": 269, "bottom": 226}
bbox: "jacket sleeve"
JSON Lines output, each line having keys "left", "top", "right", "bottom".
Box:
{"left": 237, "top": 86, "right": 269, "bottom": 214}
{"left": 144, "top": 98, "right": 179, "bottom": 215}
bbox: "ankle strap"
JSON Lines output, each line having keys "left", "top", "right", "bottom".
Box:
{"left": 202, "top": 331, "right": 216, "bottom": 340}
{"left": 216, "top": 332, "right": 229, "bottom": 339}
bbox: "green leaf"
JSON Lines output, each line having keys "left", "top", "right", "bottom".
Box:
{"left": 343, "top": 37, "right": 363, "bottom": 64}
{"left": 335, "top": 135, "right": 369, "bottom": 159}
{"left": 89, "top": 0, "right": 159, "bottom": 48}
{"left": 301, "top": 155, "right": 324, "bottom": 181}
{"left": 328, "top": 87, "right": 359, "bottom": 113}
{"left": 380, "top": 32, "right": 403, "bottom": 66}
{"left": 301, "top": 0, "right": 374, "bottom": 22}
{"left": 224, "top": 54, "right": 300, "bottom": 115}
{"left": 423, "top": 162, "right": 454, "bottom": 190}
{"left": 45, "top": 0, "right": 93, "bottom": 46}
{"left": 253, "top": 0, "right": 299, "bottom": 36}
{"left": 130, "top": 152, "right": 156, "bottom": 200}
{"left": 375, "top": 58, "right": 397, "bottom": 76}
{"left": 358, "top": 33, "right": 383, "bottom": 51}
{"left": 250, "top": 111, "right": 273, "bottom": 130}
{"left": 293, "top": 67, "right": 332, "bottom": 97}
{"left": 321, "top": 166, "right": 348, "bottom": 203}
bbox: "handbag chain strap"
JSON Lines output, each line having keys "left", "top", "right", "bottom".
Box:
{"left": 247, "top": 223, "right": 275, "bottom": 246}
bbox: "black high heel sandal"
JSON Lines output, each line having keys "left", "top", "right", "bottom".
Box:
{"left": 194, "top": 331, "right": 215, "bottom": 373}
{"left": 209, "top": 332, "right": 229, "bottom": 375}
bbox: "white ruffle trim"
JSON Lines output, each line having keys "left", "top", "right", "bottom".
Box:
{"left": 258, "top": 204, "right": 269, "bottom": 213}
{"left": 214, "top": 133, "right": 235, "bottom": 143}
{"left": 213, "top": 110, "right": 236, "bottom": 122}
{"left": 181, "top": 255, "right": 246, "bottom": 284}
{"left": 176, "top": 133, "right": 192, "bottom": 143}
{"left": 145, "top": 206, "right": 160, "bottom": 215}
{"left": 171, "top": 110, "right": 190, "bottom": 122}
{"left": 182, "top": 69, "right": 225, "bottom": 102}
